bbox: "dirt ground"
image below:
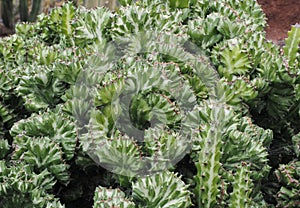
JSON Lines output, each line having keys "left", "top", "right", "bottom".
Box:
{"left": 0, "top": 24, "right": 13, "bottom": 37}
{"left": 258, "top": 0, "right": 300, "bottom": 42}
{"left": 0, "top": 1, "right": 300, "bottom": 41}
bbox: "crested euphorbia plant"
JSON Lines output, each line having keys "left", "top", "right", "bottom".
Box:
{"left": 0, "top": 0, "right": 300, "bottom": 207}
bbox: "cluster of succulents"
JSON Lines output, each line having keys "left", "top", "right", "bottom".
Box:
{"left": 0, "top": 0, "right": 300, "bottom": 207}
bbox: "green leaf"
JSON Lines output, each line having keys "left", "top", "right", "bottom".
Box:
{"left": 12, "top": 137, "right": 70, "bottom": 185}
{"left": 61, "top": 3, "right": 75, "bottom": 38}
{"left": 217, "top": 40, "right": 251, "bottom": 79}
{"left": 292, "top": 133, "right": 300, "bottom": 158}
{"left": 75, "top": 7, "right": 111, "bottom": 43}
{"left": 0, "top": 161, "right": 60, "bottom": 207}
{"left": 10, "top": 111, "right": 77, "bottom": 161}
{"left": 0, "top": 138, "right": 10, "bottom": 159}
{"left": 118, "top": 0, "right": 133, "bottom": 6}
{"left": 88, "top": 133, "right": 144, "bottom": 177}
{"left": 132, "top": 171, "right": 191, "bottom": 208}
{"left": 169, "top": 0, "right": 189, "bottom": 9}
{"left": 93, "top": 186, "right": 135, "bottom": 208}
{"left": 275, "top": 161, "right": 300, "bottom": 207}
{"left": 283, "top": 24, "right": 300, "bottom": 67}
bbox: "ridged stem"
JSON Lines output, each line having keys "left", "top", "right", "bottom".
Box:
{"left": 19, "top": 0, "right": 28, "bottom": 21}
{"left": 1, "top": 0, "right": 13, "bottom": 28}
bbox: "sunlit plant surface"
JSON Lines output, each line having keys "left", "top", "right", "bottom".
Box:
{"left": 0, "top": 0, "right": 300, "bottom": 207}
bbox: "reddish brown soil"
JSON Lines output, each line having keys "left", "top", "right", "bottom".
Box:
{"left": 258, "top": 0, "right": 300, "bottom": 42}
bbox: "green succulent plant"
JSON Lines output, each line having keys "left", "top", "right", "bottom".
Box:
{"left": 275, "top": 160, "right": 300, "bottom": 207}
{"left": 0, "top": 0, "right": 300, "bottom": 207}
{"left": 93, "top": 186, "right": 135, "bottom": 208}
{"left": 132, "top": 171, "right": 192, "bottom": 208}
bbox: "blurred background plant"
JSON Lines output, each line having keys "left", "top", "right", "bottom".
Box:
{"left": 0, "top": 0, "right": 118, "bottom": 29}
